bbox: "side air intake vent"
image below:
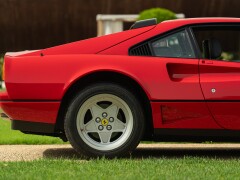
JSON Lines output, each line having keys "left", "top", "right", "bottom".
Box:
{"left": 129, "top": 43, "right": 152, "bottom": 56}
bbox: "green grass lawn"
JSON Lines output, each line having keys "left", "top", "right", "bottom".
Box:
{"left": 0, "top": 157, "right": 240, "bottom": 179}
{"left": 0, "top": 118, "right": 64, "bottom": 144}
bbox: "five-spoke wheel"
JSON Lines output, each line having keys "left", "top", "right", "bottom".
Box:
{"left": 64, "top": 83, "right": 145, "bottom": 158}
{"left": 77, "top": 94, "right": 133, "bottom": 151}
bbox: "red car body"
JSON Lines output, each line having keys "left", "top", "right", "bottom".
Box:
{"left": 1, "top": 18, "right": 240, "bottom": 147}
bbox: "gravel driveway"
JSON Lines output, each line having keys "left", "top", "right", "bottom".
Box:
{"left": 1, "top": 143, "right": 240, "bottom": 161}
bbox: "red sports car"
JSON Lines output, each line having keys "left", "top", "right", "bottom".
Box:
{"left": 1, "top": 18, "right": 240, "bottom": 158}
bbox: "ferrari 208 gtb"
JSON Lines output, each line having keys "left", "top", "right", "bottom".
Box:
{"left": 1, "top": 18, "right": 240, "bottom": 158}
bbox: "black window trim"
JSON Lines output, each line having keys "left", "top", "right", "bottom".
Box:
{"left": 186, "top": 27, "right": 202, "bottom": 59}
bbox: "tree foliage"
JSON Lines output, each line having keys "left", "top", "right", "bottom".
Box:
{"left": 138, "top": 8, "right": 177, "bottom": 23}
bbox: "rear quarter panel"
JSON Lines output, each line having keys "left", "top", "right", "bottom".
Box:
{"left": 5, "top": 54, "right": 203, "bottom": 101}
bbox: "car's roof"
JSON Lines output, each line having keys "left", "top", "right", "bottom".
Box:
{"left": 149, "top": 17, "right": 240, "bottom": 35}
{"left": 163, "top": 17, "right": 240, "bottom": 24}
{"left": 156, "top": 17, "right": 240, "bottom": 30}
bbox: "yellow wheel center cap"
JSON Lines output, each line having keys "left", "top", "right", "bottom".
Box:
{"left": 101, "top": 119, "right": 109, "bottom": 126}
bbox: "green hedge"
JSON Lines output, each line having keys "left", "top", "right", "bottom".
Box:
{"left": 138, "top": 8, "right": 177, "bottom": 23}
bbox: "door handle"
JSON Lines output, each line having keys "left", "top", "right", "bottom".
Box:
{"left": 202, "top": 60, "right": 213, "bottom": 64}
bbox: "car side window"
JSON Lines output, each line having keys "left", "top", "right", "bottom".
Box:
{"left": 151, "top": 30, "right": 195, "bottom": 58}
{"left": 192, "top": 25, "right": 240, "bottom": 62}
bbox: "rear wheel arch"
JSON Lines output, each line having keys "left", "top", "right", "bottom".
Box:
{"left": 55, "top": 71, "right": 153, "bottom": 140}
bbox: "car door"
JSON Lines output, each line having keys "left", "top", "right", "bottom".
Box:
{"left": 145, "top": 29, "right": 218, "bottom": 129}
{"left": 193, "top": 24, "right": 240, "bottom": 130}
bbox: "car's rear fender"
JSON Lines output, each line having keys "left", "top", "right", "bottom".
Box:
{"left": 4, "top": 54, "right": 157, "bottom": 101}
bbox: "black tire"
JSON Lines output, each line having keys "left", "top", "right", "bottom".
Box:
{"left": 64, "top": 83, "right": 145, "bottom": 158}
